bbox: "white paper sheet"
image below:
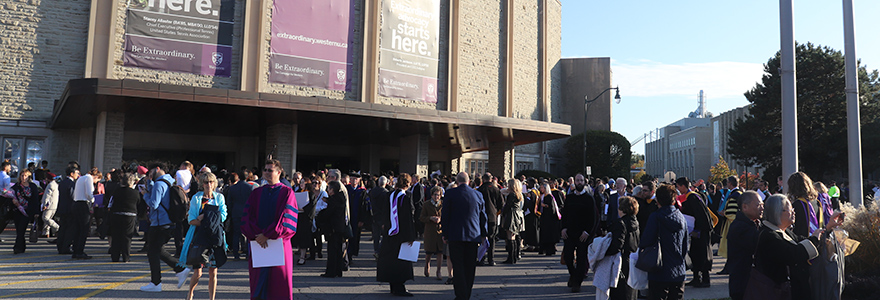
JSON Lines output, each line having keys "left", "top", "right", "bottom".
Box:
{"left": 682, "top": 214, "right": 695, "bottom": 234}
{"left": 250, "top": 239, "right": 286, "bottom": 268}
{"left": 398, "top": 241, "right": 421, "bottom": 262}
{"left": 294, "top": 192, "right": 310, "bottom": 210}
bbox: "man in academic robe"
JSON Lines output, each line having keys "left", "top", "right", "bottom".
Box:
{"left": 675, "top": 177, "right": 714, "bottom": 288}
{"left": 241, "top": 159, "right": 298, "bottom": 300}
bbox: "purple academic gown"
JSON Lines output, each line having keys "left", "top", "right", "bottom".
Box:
{"left": 241, "top": 183, "right": 298, "bottom": 300}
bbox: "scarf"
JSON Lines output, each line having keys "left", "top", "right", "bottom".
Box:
{"left": 549, "top": 194, "right": 561, "bottom": 220}
{"left": 797, "top": 197, "right": 820, "bottom": 234}
{"left": 388, "top": 190, "right": 404, "bottom": 236}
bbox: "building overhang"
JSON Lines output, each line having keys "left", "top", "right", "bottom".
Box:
{"left": 51, "top": 78, "right": 570, "bottom": 153}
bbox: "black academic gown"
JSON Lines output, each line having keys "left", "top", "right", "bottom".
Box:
{"left": 376, "top": 189, "right": 415, "bottom": 283}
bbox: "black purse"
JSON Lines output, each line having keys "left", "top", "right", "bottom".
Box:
{"left": 635, "top": 243, "right": 662, "bottom": 272}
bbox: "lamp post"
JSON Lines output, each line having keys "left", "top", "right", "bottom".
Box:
{"left": 583, "top": 87, "right": 621, "bottom": 176}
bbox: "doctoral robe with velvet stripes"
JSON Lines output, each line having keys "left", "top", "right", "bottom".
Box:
{"left": 241, "top": 182, "right": 298, "bottom": 300}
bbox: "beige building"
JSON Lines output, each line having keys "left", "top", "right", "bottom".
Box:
{"left": 645, "top": 105, "right": 759, "bottom": 182}
{"left": 712, "top": 105, "right": 761, "bottom": 176}
{"left": 0, "top": 0, "right": 617, "bottom": 180}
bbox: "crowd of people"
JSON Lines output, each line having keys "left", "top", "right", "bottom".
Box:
{"left": 0, "top": 157, "right": 865, "bottom": 300}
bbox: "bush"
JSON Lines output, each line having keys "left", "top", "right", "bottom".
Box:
{"left": 515, "top": 170, "right": 557, "bottom": 180}
{"left": 840, "top": 202, "right": 880, "bottom": 275}
{"left": 563, "top": 131, "right": 631, "bottom": 178}
{"left": 840, "top": 202, "right": 880, "bottom": 299}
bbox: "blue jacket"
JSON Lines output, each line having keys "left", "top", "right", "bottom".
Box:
{"left": 640, "top": 205, "right": 689, "bottom": 282}
{"left": 145, "top": 174, "right": 175, "bottom": 226}
{"left": 441, "top": 185, "right": 488, "bottom": 243}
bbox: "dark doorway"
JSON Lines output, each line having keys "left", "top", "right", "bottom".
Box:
{"left": 123, "top": 149, "right": 231, "bottom": 172}
{"left": 297, "top": 155, "right": 359, "bottom": 174}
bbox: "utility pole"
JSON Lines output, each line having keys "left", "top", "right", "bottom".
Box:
{"left": 843, "top": 0, "right": 864, "bottom": 207}
{"left": 779, "top": 0, "right": 798, "bottom": 192}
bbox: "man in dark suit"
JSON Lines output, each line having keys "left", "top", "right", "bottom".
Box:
{"left": 477, "top": 172, "right": 504, "bottom": 266}
{"left": 55, "top": 166, "right": 79, "bottom": 254}
{"left": 369, "top": 176, "right": 390, "bottom": 256}
{"left": 561, "top": 173, "right": 597, "bottom": 293}
{"left": 442, "top": 172, "right": 488, "bottom": 300}
{"left": 224, "top": 172, "right": 254, "bottom": 260}
{"left": 727, "top": 191, "right": 763, "bottom": 300}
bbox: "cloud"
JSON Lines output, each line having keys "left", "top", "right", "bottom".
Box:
{"left": 610, "top": 60, "right": 765, "bottom": 98}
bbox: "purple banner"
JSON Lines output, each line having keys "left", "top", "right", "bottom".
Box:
{"left": 123, "top": 35, "right": 232, "bottom": 77}
{"left": 269, "top": 0, "right": 354, "bottom": 90}
{"left": 378, "top": 0, "right": 440, "bottom": 103}
{"left": 123, "top": 0, "right": 235, "bottom": 77}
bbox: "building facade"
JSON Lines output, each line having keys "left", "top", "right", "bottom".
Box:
{"left": 645, "top": 118, "right": 712, "bottom": 180}
{"left": 712, "top": 105, "right": 761, "bottom": 176}
{"left": 0, "top": 0, "right": 622, "bottom": 180}
{"left": 645, "top": 105, "right": 759, "bottom": 182}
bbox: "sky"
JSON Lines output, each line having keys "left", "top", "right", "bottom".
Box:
{"left": 561, "top": 0, "right": 880, "bottom": 155}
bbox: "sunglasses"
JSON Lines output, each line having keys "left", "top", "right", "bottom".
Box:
{"left": 263, "top": 168, "right": 276, "bottom": 172}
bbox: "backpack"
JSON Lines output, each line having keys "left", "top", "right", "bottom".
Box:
{"left": 157, "top": 178, "right": 189, "bottom": 223}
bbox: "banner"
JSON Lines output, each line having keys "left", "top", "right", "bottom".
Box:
{"left": 123, "top": 0, "right": 235, "bottom": 77}
{"left": 269, "top": 0, "right": 354, "bottom": 90}
{"left": 378, "top": 0, "right": 440, "bottom": 103}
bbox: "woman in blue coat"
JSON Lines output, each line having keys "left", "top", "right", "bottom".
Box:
{"left": 180, "top": 172, "right": 227, "bottom": 300}
{"left": 639, "top": 184, "right": 688, "bottom": 300}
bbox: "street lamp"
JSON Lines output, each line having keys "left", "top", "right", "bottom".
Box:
{"left": 583, "top": 87, "right": 621, "bottom": 176}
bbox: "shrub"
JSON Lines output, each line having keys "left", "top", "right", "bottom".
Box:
{"left": 840, "top": 202, "right": 880, "bottom": 276}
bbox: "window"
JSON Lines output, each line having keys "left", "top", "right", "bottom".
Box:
{"left": 2, "top": 136, "right": 45, "bottom": 179}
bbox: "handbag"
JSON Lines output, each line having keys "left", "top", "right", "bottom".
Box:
{"left": 635, "top": 243, "right": 662, "bottom": 272}
{"left": 743, "top": 267, "right": 791, "bottom": 300}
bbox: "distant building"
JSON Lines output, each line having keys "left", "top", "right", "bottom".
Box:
{"left": 645, "top": 118, "right": 712, "bottom": 180}
{"left": 645, "top": 104, "right": 760, "bottom": 182}
{"left": 711, "top": 105, "right": 761, "bottom": 176}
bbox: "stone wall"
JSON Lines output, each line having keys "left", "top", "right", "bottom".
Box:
{"left": 0, "top": 0, "right": 90, "bottom": 120}
{"left": 103, "top": 112, "right": 125, "bottom": 170}
{"left": 110, "top": 0, "right": 243, "bottom": 89}
{"left": 456, "top": 0, "right": 503, "bottom": 116}
{"left": 512, "top": 0, "right": 539, "bottom": 121}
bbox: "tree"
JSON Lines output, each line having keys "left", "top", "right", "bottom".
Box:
{"left": 564, "top": 131, "right": 632, "bottom": 178}
{"left": 728, "top": 43, "right": 880, "bottom": 182}
{"left": 709, "top": 157, "right": 738, "bottom": 184}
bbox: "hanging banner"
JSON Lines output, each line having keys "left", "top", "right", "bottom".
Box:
{"left": 378, "top": 0, "right": 440, "bottom": 103}
{"left": 123, "top": 0, "right": 235, "bottom": 77}
{"left": 269, "top": 0, "right": 354, "bottom": 90}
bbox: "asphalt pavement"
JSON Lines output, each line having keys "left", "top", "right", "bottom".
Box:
{"left": 0, "top": 229, "right": 730, "bottom": 299}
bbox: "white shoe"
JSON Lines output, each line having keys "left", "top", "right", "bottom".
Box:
{"left": 176, "top": 267, "right": 191, "bottom": 289}
{"left": 140, "top": 283, "right": 162, "bottom": 292}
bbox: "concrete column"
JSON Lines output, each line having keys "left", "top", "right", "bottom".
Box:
{"left": 488, "top": 141, "right": 515, "bottom": 181}
{"left": 399, "top": 134, "right": 429, "bottom": 178}
{"left": 98, "top": 112, "right": 125, "bottom": 172}
{"left": 78, "top": 127, "right": 94, "bottom": 171}
{"left": 449, "top": 147, "right": 464, "bottom": 175}
{"left": 266, "top": 124, "right": 297, "bottom": 176}
{"left": 361, "top": 144, "right": 382, "bottom": 175}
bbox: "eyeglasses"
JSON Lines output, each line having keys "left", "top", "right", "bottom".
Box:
{"left": 263, "top": 168, "right": 275, "bottom": 172}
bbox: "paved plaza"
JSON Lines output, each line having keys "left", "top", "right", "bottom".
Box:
{"left": 0, "top": 229, "right": 730, "bottom": 299}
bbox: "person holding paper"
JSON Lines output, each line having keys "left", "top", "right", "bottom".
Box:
{"left": 376, "top": 173, "right": 416, "bottom": 297}
{"left": 441, "top": 172, "right": 488, "bottom": 300}
{"left": 674, "top": 177, "right": 713, "bottom": 288}
{"left": 241, "top": 159, "right": 298, "bottom": 300}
